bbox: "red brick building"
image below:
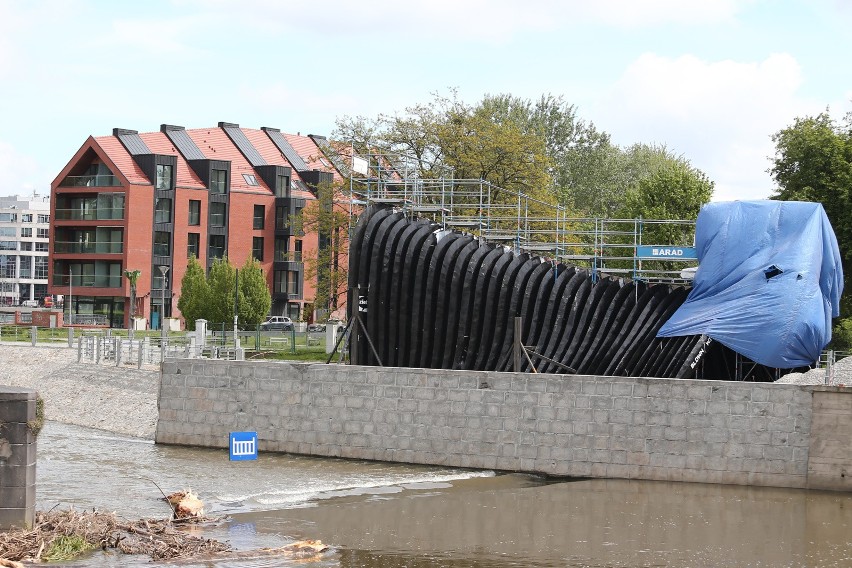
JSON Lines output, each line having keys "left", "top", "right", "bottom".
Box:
{"left": 49, "top": 123, "right": 341, "bottom": 329}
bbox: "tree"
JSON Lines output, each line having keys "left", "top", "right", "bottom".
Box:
{"left": 297, "top": 179, "right": 351, "bottom": 319}
{"left": 616, "top": 144, "right": 714, "bottom": 243}
{"left": 238, "top": 257, "right": 271, "bottom": 327}
{"left": 770, "top": 111, "right": 852, "bottom": 318}
{"left": 206, "top": 257, "right": 237, "bottom": 326}
{"left": 124, "top": 269, "right": 141, "bottom": 318}
{"left": 176, "top": 256, "right": 208, "bottom": 331}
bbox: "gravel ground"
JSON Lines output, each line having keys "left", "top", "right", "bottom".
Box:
{"left": 773, "top": 354, "right": 851, "bottom": 386}
{"left": 0, "top": 343, "right": 160, "bottom": 439}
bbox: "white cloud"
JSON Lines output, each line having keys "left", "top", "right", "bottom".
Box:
{"left": 594, "top": 52, "right": 818, "bottom": 201}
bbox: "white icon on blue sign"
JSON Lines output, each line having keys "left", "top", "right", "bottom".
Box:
{"left": 229, "top": 431, "right": 258, "bottom": 461}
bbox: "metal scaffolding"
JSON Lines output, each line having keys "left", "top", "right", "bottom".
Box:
{"left": 345, "top": 148, "right": 698, "bottom": 285}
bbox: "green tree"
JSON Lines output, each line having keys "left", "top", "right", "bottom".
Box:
{"left": 206, "top": 257, "right": 237, "bottom": 325}
{"left": 297, "top": 179, "right": 351, "bottom": 319}
{"left": 237, "top": 257, "right": 271, "bottom": 327}
{"left": 616, "top": 144, "right": 714, "bottom": 242}
{"left": 176, "top": 256, "right": 208, "bottom": 331}
{"left": 770, "top": 111, "right": 852, "bottom": 318}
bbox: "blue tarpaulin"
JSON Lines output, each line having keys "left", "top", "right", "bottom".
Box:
{"left": 658, "top": 200, "right": 843, "bottom": 368}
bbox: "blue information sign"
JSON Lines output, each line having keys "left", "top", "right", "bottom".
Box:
{"left": 635, "top": 245, "right": 697, "bottom": 260}
{"left": 229, "top": 431, "right": 258, "bottom": 461}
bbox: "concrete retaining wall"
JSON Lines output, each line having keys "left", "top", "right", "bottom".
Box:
{"left": 0, "top": 387, "right": 37, "bottom": 529}
{"left": 155, "top": 360, "right": 852, "bottom": 491}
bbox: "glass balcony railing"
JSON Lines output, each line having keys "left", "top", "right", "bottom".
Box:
{"left": 59, "top": 174, "right": 121, "bottom": 187}
{"left": 52, "top": 274, "right": 123, "bottom": 288}
{"left": 274, "top": 252, "right": 303, "bottom": 262}
{"left": 54, "top": 207, "right": 125, "bottom": 221}
{"left": 53, "top": 241, "right": 124, "bottom": 254}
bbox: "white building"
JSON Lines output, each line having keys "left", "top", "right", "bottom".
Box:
{"left": 0, "top": 194, "right": 51, "bottom": 306}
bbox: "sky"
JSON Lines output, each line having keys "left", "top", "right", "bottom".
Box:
{"left": 1, "top": 0, "right": 850, "bottom": 203}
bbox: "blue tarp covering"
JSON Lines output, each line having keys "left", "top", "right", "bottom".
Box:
{"left": 658, "top": 200, "right": 843, "bottom": 368}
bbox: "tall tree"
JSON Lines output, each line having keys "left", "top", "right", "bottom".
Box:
{"left": 296, "top": 179, "right": 351, "bottom": 319}
{"left": 770, "top": 111, "right": 852, "bottom": 325}
{"left": 238, "top": 257, "right": 272, "bottom": 327}
{"left": 176, "top": 256, "right": 208, "bottom": 331}
{"left": 206, "top": 257, "right": 237, "bottom": 325}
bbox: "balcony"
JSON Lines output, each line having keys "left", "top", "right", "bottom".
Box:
{"left": 54, "top": 207, "right": 125, "bottom": 221}
{"left": 52, "top": 274, "right": 123, "bottom": 288}
{"left": 53, "top": 240, "right": 124, "bottom": 254}
{"left": 59, "top": 174, "right": 122, "bottom": 188}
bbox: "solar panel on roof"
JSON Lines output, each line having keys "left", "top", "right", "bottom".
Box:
{"left": 264, "top": 128, "right": 310, "bottom": 172}
{"left": 221, "top": 124, "right": 267, "bottom": 167}
{"left": 163, "top": 128, "right": 206, "bottom": 160}
{"left": 116, "top": 132, "right": 152, "bottom": 156}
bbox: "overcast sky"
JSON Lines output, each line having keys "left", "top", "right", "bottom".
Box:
{"left": 1, "top": 0, "right": 850, "bottom": 202}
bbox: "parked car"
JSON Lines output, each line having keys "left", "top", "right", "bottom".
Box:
{"left": 259, "top": 316, "right": 294, "bottom": 331}
{"left": 307, "top": 323, "right": 325, "bottom": 332}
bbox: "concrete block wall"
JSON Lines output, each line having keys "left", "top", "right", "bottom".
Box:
{"left": 0, "top": 387, "right": 37, "bottom": 529}
{"left": 155, "top": 360, "right": 850, "bottom": 490}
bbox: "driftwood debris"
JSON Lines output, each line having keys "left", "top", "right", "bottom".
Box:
{"left": 163, "top": 489, "right": 205, "bottom": 519}
{"left": 1, "top": 504, "right": 331, "bottom": 564}
{"left": 0, "top": 509, "right": 228, "bottom": 563}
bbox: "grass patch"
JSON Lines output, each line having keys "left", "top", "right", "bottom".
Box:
{"left": 249, "top": 349, "right": 337, "bottom": 362}
{"left": 42, "top": 535, "right": 94, "bottom": 562}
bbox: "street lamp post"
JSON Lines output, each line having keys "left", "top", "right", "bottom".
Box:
{"left": 158, "top": 265, "right": 169, "bottom": 341}
{"left": 68, "top": 268, "right": 73, "bottom": 325}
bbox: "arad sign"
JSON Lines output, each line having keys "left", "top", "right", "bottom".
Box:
{"left": 635, "top": 245, "right": 698, "bottom": 260}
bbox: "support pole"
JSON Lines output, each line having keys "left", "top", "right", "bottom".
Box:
{"left": 513, "top": 317, "right": 522, "bottom": 373}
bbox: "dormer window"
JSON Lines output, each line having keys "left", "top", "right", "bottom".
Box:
{"left": 211, "top": 169, "right": 227, "bottom": 193}
{"left": 243, "top": 174, "right": 259, "bottom": 186}
{"left": 156, "top": 164, "right": 173, "bottom": 189}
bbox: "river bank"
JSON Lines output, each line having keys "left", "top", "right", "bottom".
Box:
{"left": 0, "top": 344, "right": 159, "bottom": 439}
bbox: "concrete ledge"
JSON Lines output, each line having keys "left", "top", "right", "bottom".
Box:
{"left": 0, "top": 386, "right": 38, "bottom": 529}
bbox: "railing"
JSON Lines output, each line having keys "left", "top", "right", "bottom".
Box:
{"left": 53, "top": 241, "right": 124, "bottom": 254}
{"left": 59, "top": 175, "right": 121, "bottom": 188}
{"left": 52, "top": 275, "right": 123, "bottom": 288}
{"left": 54, "top": 207, "right": 125, "bottom": 221}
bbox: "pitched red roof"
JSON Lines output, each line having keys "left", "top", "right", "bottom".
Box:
{"left": 185, "top": 127, "right": 271, "bottom": 194}
{"left": 283, "top": 134, "right": 345, "bottom": 184}
{"left": 94, "top": 136, "right": 150, "bottom": 185}
{"left": 138, "top": 132, "right": 205, "bottom": 189}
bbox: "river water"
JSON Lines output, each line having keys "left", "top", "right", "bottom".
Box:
{"left": 34, "top": 422, "right": 852, "bottom": 567}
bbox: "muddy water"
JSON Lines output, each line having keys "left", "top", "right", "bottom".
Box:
{"left": 35, "top": 422, "right": 852, "bottom": 567}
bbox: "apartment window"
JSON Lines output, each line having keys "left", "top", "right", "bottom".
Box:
{"left": 273, "top": 270, "right": 286, "bottom": 294}
{"left": 35, "top": 242, "right": 48, "bottom": 252}
{"left": 37, "top": 228, "right": 49, "bottom": 239}
{"left": 0, "top": 213, "right": 16, "bottom": 222}
{"left": 276, "top": 174, "right": 289, "bottom": 198}
{"left": 155, "top": 198, "right": 172, "bottom": 224}
{"left": 210, "top": 202, "right": 226, "bottom": 227}
{"left": 275, "top": 205, "right": 288, "bottom": 230}
{"left": 19, "top": 242, "right": 32, "bottom": 251}
{"left": 153, "top": 231, "right": 170, "bottom": 256}
{"left": 0, "top": 241, "right": 16, "bottom": 251}
{"left": 187, "top": 233, "right": 200, "bottom": 259}
{"left": 210, "top": 169, "right": 227, "bottom": 193}
{"left": 209, "top": 235, "right": 225, "bottom": 259}
{"left": 0, "top": 228, "right": 14, "bottom": 237}
{"left": 156, "top": 164, "right": 173, "bottom": 189}
{"left": 37, "top": 214, "right": 49, "bottom": 223}
{"left": 252, "top": 237, "right": 264, "bottom": 261}
{"left": 19, "top": 256, "right": 31, "bottom": 278}
{"left": 188, "top": 200, "right": 201, "bottom": 225}
{"left": 20, "top": 227, "right": 32, "bottom": 238}
{"left": 21, "top": 214, "right": 32, "bottom": 223}
{"left": 0, "top": 255, "right": 14, "bottom": 277}
{"left": 287, "top": 271, "right": 299, "bottom": 296}
{"left": 34, "top": 257, "right": 48, "bottom": 279}
{"left": 253, "top": 205, "right": 265, "bottom": 229}
{"left": 274, "top": 237, "right": 287, "bottom": 261}
{"left": 294, "top": 239, "right": 303, "bottom": 262}
{"left": 242, "top": 173, "right": 259, "bottom": 186}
